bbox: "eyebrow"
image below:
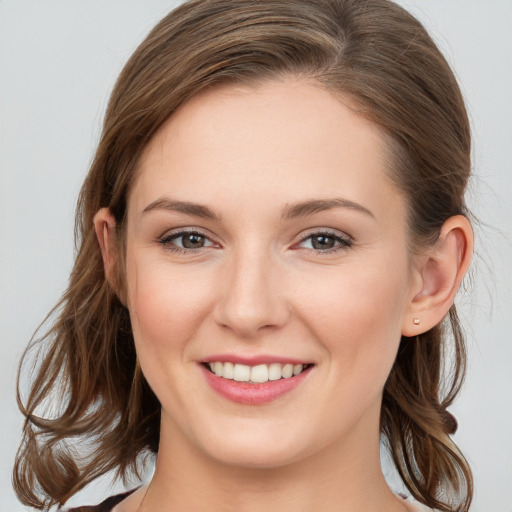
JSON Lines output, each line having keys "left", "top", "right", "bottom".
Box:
{"left": 142, "top": 196, "right": 374, "bottom": 221}
{"left": 281, "top": 197, "right": 374, "bottom": 219}
{"left": 142, "top": 198, "right": 221, "bottom": 220}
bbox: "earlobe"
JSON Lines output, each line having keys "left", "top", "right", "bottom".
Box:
{"left": 402, "top": 215, "right": 473, "bottom": 337}
{"left": 93, "top": 208, "right": 118, "bottom": 289}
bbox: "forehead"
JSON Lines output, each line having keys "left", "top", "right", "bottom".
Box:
{"left": 129, "top": 78, "right": 405, "bottom": 222}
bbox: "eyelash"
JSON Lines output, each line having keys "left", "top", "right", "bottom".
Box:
{"left": 158, "top": 229, "right": 353, "bottom": 254}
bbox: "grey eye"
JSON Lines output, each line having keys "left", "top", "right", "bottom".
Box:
{"left": 160, "top": 230, "right": 215, "bottom": 251}
{"left": 180, "top": 233, "right": 207, "bottom": 249}
{"left": 309, "top": 235, "right": 336, "bottom": 250}
{"left": 297, "top": 231, "right": 352, "bottom": 252}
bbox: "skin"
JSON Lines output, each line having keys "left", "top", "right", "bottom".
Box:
{"left": 95, "top": 78, "right": 473, "bottom": 512}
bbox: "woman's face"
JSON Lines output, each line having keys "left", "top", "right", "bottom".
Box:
{"left": 124, "top": 79, "right": 421, "bottom": 468}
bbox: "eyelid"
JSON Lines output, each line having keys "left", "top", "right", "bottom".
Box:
{"left": 158, "top": 225, "right": 215, "bottom": 240}
{"left": 298, "top": 227, "right": 352, "bottom": 241}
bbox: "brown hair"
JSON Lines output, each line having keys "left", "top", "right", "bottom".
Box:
{"left": 14, "top": 1, "right": 473, "bottom": 510}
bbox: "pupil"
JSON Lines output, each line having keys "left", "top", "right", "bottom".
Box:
{"left": 183, "top": 234, "right": 204, "bottom": 249}
{"left": 312, "top": 235, "right": 334, "bottom": 250}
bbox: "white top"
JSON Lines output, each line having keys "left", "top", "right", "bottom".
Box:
{"left": 401, "top": 495, "right": 437, "bottom": 511}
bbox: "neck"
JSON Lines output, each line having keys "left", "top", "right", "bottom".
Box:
{"left": 139, "top": 414, "right": 404, "bottom": 512}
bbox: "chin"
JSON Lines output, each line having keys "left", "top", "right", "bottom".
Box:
{"left": 191, "top": 418, "right": 319, "bottom": 470}
{"left": 203, "top": 440, "right": 303, "bottom": 470}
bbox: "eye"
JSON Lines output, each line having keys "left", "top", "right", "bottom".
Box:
{"left": 159, "top": 230, "right": 217, "bottom": 252}
{"left": 296, "top": 231, "right": 352, "bottom": 253}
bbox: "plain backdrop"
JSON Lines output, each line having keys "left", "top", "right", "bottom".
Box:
{"left": 1, "top": 1, "right": 511, "bottom": 511}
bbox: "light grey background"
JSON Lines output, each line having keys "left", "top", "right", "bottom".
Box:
{"left": 1, "top": 1, "right": 510, "bottom": 510}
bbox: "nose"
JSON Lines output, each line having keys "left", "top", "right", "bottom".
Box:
{"left": 213, "top": 248, "right": 290, "bottom": 339}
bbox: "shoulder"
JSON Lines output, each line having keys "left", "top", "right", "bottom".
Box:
{"left": 62, "top": 490, "right": 137, "bottom": 512}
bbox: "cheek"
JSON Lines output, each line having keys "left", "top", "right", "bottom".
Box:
{"left": 293, "top": 256, "right": 410, "bottom": 372}
{"left": 125, "top": 254, "right": 212, "bottom": 354}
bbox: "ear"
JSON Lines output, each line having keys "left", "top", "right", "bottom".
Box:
{"left": 93, "top": 207, "right": 118, "bottom": 290}
{"left": 402, "top": 215, "right": 473, "bottom": 336}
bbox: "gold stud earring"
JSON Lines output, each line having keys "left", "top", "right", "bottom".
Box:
{"left": 413, "top": 318, "right": 420, "bottom": 325}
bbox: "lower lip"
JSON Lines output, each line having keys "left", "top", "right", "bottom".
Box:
{"left": 200, "top": 365, "right": 312, "bottom": 405}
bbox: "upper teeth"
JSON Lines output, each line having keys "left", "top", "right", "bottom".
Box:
{"left": 208, "top": 362, "right": 305, "bottom": 383}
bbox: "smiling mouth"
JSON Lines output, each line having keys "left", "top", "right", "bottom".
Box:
{"left": 202, "top": 362, "right": 313, "bottom": 384}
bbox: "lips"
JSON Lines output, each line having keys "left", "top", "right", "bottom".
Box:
{"left": 200, "top": 356, "right": 313, "bottom": 405}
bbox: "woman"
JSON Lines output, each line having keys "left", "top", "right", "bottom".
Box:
{"left": 14, "top": 0, "right": 475, "bottom": 511}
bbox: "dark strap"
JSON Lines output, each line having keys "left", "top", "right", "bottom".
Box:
{"left": 64, "top": 489, "right": 137, "bottom": 512}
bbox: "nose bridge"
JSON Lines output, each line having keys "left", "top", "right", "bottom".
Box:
{"left": 214, "top": 241, "right": 288, "bottom": 337}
